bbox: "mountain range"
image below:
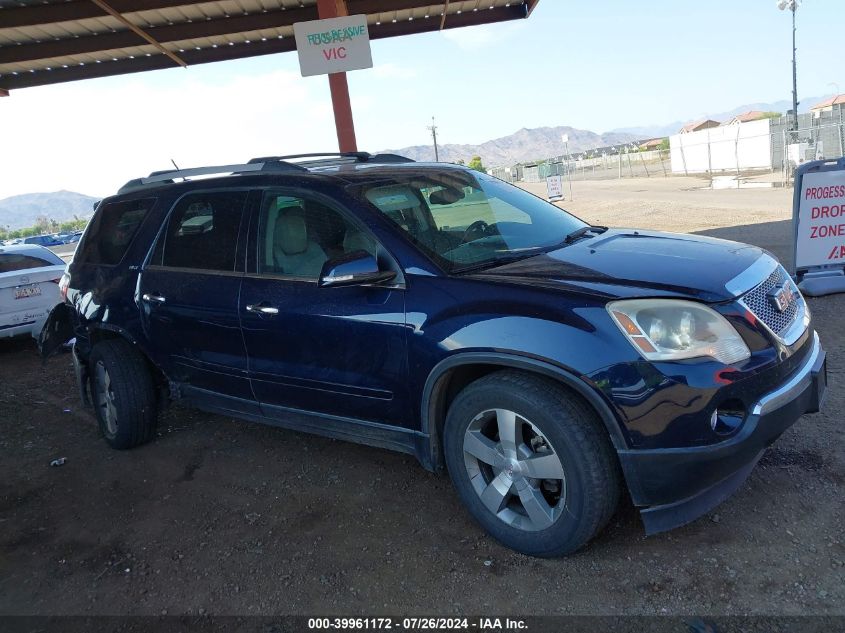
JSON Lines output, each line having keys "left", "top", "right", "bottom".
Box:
{"left": 609, "top": 97, "right": 819, "bottom": 138}
{"left": 384, "top": 95, "right": 829, "bottom": 167}
{"left": 383, "top": 126, "right": 642, "bottom": 167}
{"left": 0, "top": 190, "right": 99, "bottom": 230}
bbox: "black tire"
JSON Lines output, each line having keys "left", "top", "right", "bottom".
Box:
{"left": 443, "top": 370, "right": 620, "bottom": 557}
{"left": 89, "top": 338, "right": 158, "bottom": 450}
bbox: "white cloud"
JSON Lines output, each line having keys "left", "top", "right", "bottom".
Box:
{"left": 0, "top": 70, "right": 336, "bottom": 199}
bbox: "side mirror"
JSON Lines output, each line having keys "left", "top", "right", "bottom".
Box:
{"left": 318, "top": 251, "right": 397, "bottom": 288}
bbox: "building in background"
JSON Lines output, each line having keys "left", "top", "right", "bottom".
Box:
{"left": 639, "top": 138, "right": 666, "bottom": 151}
{"left": 810, "top": 94, "right": 845, "bottom": 118}
{"left": 723, "top": 111, "right": 773, "bottom": 125}
{"left": 679, "top": 119, "right": 720, "bottom": 133}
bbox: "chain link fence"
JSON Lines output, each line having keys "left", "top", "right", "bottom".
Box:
{"left": 488, "top": 149, "right": 671, "bottom": 183}
{"left": 489, "top": 107, "right": 845, "bottom": 185}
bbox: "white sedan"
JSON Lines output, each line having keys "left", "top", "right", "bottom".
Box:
{"left": 0, "top": 244, "right": 66, "bottom": 340}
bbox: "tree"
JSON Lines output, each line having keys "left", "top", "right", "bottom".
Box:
{"left": 467, "top": 155, "right": 485, "bottom": 172}
{"left": 34, "top": 215, "right": 51, "bottom": 234}
{"left": 59, "top": 218, "right": 87, "bottom": 233}
{"left": 658, "top": 138, "right": 670, "bottom": 150}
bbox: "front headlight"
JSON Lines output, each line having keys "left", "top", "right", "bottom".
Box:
{"left": 607, "top": 299, "right": 750, "bottom": 364}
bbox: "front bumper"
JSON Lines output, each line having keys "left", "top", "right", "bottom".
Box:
{"left": 618, "top": 331, "right": 827, "bottom": 535}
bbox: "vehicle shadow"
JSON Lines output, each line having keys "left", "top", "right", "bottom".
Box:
{"left": 693, "top": 219, "right": 794, "bottom": 270}
{"left": 0, "top": 335, "right": 38, "bottom": 354}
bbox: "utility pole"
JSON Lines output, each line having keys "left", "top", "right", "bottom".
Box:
{"left": 778, "top": 0, "right": 800, "bottom": 141}
{"left": 562, "top": 134, "right": 573, "bottom": 200}
{"left": 427, "top": 116, "right": 440, "bottom": 162}
{"left": 791, "top": 4, "right": 799, "bottom": 138}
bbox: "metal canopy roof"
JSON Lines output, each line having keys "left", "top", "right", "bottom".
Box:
{"left": 0, "top": 0, "right": 539, "bottom": 94}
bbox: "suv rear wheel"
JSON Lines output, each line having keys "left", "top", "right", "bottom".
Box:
{"left": 443, "top": 370, "right": 620, "bottom": 557}
{"left": 89, "top": 339, "right": 158, "bottom": 449}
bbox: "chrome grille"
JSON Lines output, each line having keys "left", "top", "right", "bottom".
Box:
{"left": 741, "top": 265, "right": 802, "bottom": 337}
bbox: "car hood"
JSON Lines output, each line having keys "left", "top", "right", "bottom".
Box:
{"left": 470, "top": 229, "right": 767, "bottom": 302}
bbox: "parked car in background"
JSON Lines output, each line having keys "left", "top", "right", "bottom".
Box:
{"left": 23, "top": 234, "right": 63, "bottom": 247}
{"left": 40, "top": 152, "right": 826, "bottom": 556}
{"left": 1, "top": 244, "right": 66, "bottom": 340}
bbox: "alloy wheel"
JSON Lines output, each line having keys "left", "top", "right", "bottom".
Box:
{"left": 462, "top": 408, "right": 566, "bottom": 531}
{"left": 94, "top": 360, "right": 118, "bottom": 435}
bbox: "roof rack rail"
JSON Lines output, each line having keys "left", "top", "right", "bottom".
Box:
{"left": 116, "top": 153, "right": 415, "bottom": 194}
{"left": 247, "top": 152, "right": 415, "bottom": 165}
{"left": 117, "top": 160, "right": 308, "bottom": 194}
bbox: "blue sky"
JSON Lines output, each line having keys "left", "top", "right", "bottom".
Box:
{"left": 0, "top": 0, "right": 842, "bottom": 199}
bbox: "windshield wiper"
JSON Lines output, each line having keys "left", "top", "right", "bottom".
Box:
{"left": 453, "top": 227, "right": 608, "bottom": 274}
{"left": 453, "top": 250, "right": 544, "bottom": 274}
{"left": 563, "top": 225, "right": 607, "bottom": 244}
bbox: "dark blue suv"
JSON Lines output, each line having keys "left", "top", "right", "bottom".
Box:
{"left": 41, "top": 152, "right": 827, "bottom": 556}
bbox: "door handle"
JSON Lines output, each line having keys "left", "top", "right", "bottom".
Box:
{"left": 142, "top": 293, "right": 166, "bottom": 304}
{"left": 245, "top": 303, "right": 279, "bottom": 315}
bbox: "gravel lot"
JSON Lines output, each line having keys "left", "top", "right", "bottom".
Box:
{"left": 1, "top": 176, "right": 843, "bottom": 619}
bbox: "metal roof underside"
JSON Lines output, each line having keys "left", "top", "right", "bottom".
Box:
{"left": 0, "top": 0, "right": 539, "bottom": 93}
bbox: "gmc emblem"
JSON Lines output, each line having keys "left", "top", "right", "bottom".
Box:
{"left": 768, "top": 282, "right": 796, "bottom": 313}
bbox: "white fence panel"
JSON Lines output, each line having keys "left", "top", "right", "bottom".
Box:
{"left": 670, "top": 119, "right": 773, "bottom": 174}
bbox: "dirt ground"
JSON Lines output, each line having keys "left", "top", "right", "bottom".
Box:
{"left": 1, "top": 176, "right": 843, "bottom": 619}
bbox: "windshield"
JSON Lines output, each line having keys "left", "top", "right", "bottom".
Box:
{"left": 348, "top": 169, "right": 587, "bottom": 272}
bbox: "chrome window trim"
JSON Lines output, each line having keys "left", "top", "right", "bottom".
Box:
{"left": 144, "top": 264, "right": 243, "bottom": 278}
{"left": 242, "top": 271, "right": 405, "bottom": 290}
{"left": 724, "top": 253, "right": 779, "bottom": 297}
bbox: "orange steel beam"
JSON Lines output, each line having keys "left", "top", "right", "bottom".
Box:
{"left": 88, "top": 0, "right": 188, "bottom": 69}
{"left": 316, "top": 0, "right": 358, "bottom": 153}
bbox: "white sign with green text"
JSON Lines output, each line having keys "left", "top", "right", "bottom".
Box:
{"left": 293, "top": 15, "right": 372, "bottom": 77}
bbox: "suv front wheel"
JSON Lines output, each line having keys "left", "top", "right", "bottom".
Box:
{"left": 89, "top": 339, "right": 158, "bottom": 449}
{"left": 443, "top": 370, "right": 620, "bottom": 557}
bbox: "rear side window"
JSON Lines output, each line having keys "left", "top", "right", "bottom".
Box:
{"left": 0, "top": 253, "right": 59, "bottom": 273}
{"left": 152, "top": 191, "right": 248, "bottom": 272}
{"left": 76, "top": 198, "right": 155, "bottom": 265}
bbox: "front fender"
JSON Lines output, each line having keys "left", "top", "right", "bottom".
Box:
{"left": 421, "top": 352, "right": 631, "bottom": 471}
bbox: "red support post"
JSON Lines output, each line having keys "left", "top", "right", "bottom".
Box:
{"left": 316, "top": 0, "right": 358, "bottom": 153}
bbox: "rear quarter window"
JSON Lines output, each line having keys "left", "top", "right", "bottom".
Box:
{"left": 76, "top": 198, "right": 156, "bottom": 265}
{"left": 0, "top": 253, "right": 59, "bottom": 273}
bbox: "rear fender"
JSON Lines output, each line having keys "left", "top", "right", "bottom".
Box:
{"left": 38, "top": 303, "right": 76, "bottom": 360}
{"left": 71, "top": 342, "right": 92, "bottom": 407}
